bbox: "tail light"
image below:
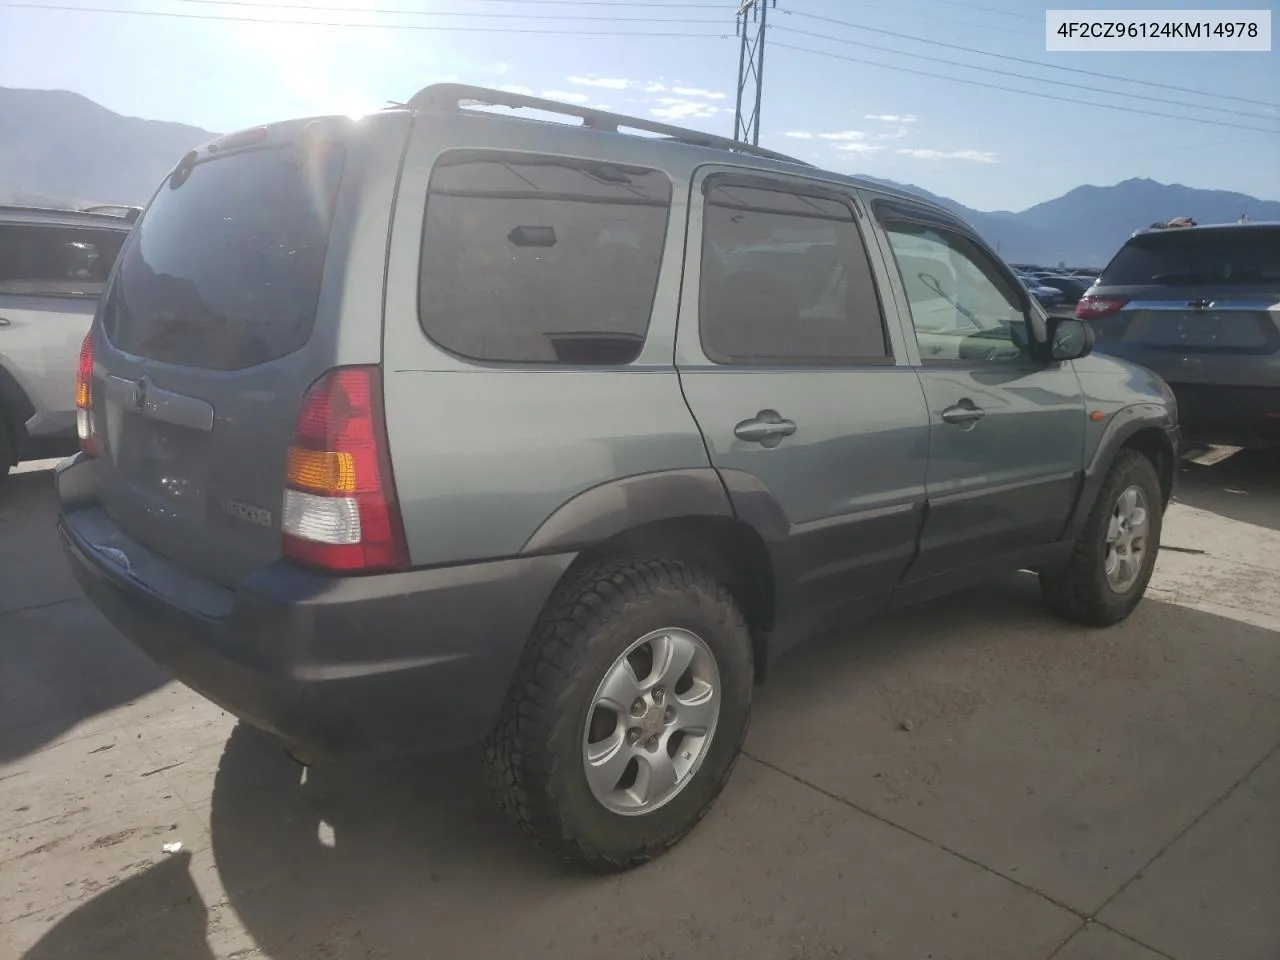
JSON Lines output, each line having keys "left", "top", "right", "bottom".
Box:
{"left": 282, "top": 366, "right": 409, "bottom": 574}
{"left": 75, "top": 333, "right": 101, "bottom": 457}
{"left": 1076, "top": 296, "right": 1128, "bottom": 320}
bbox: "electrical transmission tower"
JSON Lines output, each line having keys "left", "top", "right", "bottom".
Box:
{"left": 733, "top": 0, "right": 773, "bottom": 145}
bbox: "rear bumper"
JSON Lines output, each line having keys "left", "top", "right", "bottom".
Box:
{"left": 57, "top": 462, "right": 574, "bottom": 760}
{"left": 1169, "top": 383, "right": 1280, "bottom": 447}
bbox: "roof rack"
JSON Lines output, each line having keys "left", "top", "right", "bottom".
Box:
{"left": 82, "top": 203, "right": 143, "bottom": 223}
{"left": 406, "top": 83, "right": 810, "bottom": 167}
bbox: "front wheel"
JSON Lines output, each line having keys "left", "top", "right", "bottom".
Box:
{"left": 484, "top": 558, "right": 754, "bottom": 871}
{"left": 1040, "top": 449, "right": 1163, "bottom": 626}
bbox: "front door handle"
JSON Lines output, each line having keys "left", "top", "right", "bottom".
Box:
{"left": 734, "top": 410, "right": 797, "bottom": 447}
{"left": 0, "top": 317, "right": 11, "bottom": 327}
{"left": 941, "top": 400, "right": 985, "bottom": 426}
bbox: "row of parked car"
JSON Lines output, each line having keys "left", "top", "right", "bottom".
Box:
{"left": 1, "top": 85, "right": 1275, "bottom": 872}
{"left": 1011, "top": 265, "right": 1102, "bottom": 311}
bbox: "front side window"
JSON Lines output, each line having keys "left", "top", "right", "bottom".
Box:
{"left": 418, "top": 152, "right": 672, "bottom": 365}
{"left": 885, "top": 223, "right": 1031, "bottom": 363}
{"left": 0, "top": 224, "right": 126, "bottom": 296}
{"left": 699, "top": 182, "right": 889, "bottom": 365}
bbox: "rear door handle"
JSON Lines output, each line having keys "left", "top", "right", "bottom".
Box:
{"left": 734, "top": 410, "right": 797, "bottom": 447}
{"left": 0, "top": 317, "right": 11, "bottom": 327}
{"left": 941, "top": 400, "right": 985, "bottom": 426}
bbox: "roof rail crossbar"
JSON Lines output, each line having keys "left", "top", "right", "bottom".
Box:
{"left": 407, "top": 83, "right": 810, "bottom": 167}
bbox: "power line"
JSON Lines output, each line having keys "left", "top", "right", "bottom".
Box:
{"left": 769, "top": 40, "right": 1280, "bottom": 135}
{"left": 780, "top": 8, "right": 1280, "bottom": 110}
{"left": 909, "top": 0, "right": 1038, "bottom": 23}
{"left": 104, "top": 0, "right": 728, "bottom": 12}
{"left": 772, "top": 25, "right": 1280, "bottom": 124}
{"left": 0, "top": 1, "right": 735, "bottom": 33}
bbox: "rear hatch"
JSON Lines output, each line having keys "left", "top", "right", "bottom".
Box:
{"left": 87, "top": 122, "right": 355, "bottom": 587}
{"left": 1080, "top": 225, "right": 1280, "bottom": 387}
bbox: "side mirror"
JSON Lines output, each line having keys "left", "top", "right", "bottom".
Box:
{"left": 1042, "top": 316, "right": 1094, "bottom": 363}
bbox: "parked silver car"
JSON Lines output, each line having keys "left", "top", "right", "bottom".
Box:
{"left": 0, "top": 205, "right": 133, "bottom": 481}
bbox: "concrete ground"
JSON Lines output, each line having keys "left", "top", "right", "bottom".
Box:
{"left": 1, "top": 452, "right": 1277, "bottom": 960}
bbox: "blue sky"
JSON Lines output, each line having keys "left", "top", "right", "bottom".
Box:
{"left": 0, "top": 0, "right": 1276, "bottom": 210}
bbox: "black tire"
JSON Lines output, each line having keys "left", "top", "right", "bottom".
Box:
{"left": 1040, "top": 448, "right": 1163, "bottom": 627}
{"left": 483, "top": 557, "right": 754, "bottom": 872}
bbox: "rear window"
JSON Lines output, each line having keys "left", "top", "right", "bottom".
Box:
{"left": 0, "top": 224, "right": 126, "bottom": 296}
{"left": 418, "top": 151, "right": 672, "bottom": 365}
{"left": 103, "top": 142, "right": 346, "bottom": 371}
{"left": 1100, "top": 227, "right": 1280, "bottom": 287}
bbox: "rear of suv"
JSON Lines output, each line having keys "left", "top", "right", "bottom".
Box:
{"left": 1078, "top": 221, "right": 1280, "bottom": 448}
{"left": 59, "top": 85, "right": 1178, "bottom": 871}
{"left": 0, "top": 205, "right": 133, "bottom": 481}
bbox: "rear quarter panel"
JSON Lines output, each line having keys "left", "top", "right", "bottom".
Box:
{"left": 380, "top": 113, "right": 713, "bottom": 567}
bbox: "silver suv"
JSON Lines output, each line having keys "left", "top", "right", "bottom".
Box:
{"left": 57, "top": 85, "right": 1179, "bottom": 870}
{"left": 0, "top": 205, "right": 133, "bottom": 480}
{"left": 1078, "top": 220, "right": 1280, "bottom": 448}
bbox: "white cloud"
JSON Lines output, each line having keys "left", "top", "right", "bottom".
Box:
{"left": 501, "top": 84, "right": 534, "bottom": 96}
{"left": 591, "top": 104, "right": 612, "bottom": 111}
{"left": 569, "top": 75, "right": 631, "bottom": 90}
{"left": 542, "top": 90, "right": 591, "bottom": 104}
{"left": 784, "top": 131, "right": 815, "bottom": 139}
{"left": 651, "top": 100, "right": 719, "bottom": 120}
{"left": 490, "top": 62, "right": 514, "bottom": 76}
{"left": 865, "top": 113, "right": 917, "bottom": 123}
{"left": 672, "top": 86, "right": 727, "bottom": 100}
{"left": 641, "top": 82, "right": 667, "bottom": 93}
{"left": 818, "top": 130, "right": 867, "bottom": 141}
{"left": 875, "top": 126, "right": 912, "bottom": 140}
{"left": 835, "top": 142, "right": 884, "bottom": 154}
{"left": 899, "top": 147, "right": 998, "bottom": 162}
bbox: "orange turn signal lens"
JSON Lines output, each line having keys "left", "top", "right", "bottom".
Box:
{"left": 286, "top": 446, "right": 356, "bottom": 495}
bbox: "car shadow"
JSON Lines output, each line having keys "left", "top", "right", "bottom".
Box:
{"left": 18, "top": 852, "right": 216, "bottom": 960}
{"left": 1174, "top": 447, "right": 1280, "bottom": 533}
{"left": 0, "top": 467, "right": 170, "bottom": 763}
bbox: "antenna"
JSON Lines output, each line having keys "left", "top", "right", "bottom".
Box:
{"left": 734, "top": 0, "right": 773, "bottom": 146}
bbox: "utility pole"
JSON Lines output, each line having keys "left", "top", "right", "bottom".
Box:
{"left": 733, "top": 0, "right": 773, "bottom": 145}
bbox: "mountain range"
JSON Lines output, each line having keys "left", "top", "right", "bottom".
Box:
{"left": 3, "top": 85, "right": 1278, "bottom": 267}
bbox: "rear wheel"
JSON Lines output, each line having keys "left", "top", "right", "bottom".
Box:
{"left": 484, "top": 557, "right": 754, "bottom": 871}
{"left": 1040, "top": 449, "right": 1163, "bottom": 626}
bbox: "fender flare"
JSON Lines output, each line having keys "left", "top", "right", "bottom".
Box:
{"left": 519, "top": 468, "right": 739, "bottom": 556}
{"left": 1066, "top": 402, "right": 1178, "bottom": 538}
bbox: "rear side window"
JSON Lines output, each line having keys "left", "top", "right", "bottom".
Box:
{"left": 699, "top": 182, "right": 889, "bottom": 365}
{"left": 418, "top": 152, "right": 671, "bottom": 365}
{"left": 103, "top": 143, "right": 345, "bottom": 371}
{"left": 1100, "top": 227, "right": 1280, "bottom": 287}
{"left": 0, "top": 224, "right": 126, "bottom": 296}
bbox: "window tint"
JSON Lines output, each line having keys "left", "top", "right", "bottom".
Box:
{"left": 418, "top": 153, "right": 672, "bottom": 365}
{"left": 0, "top": 224, "right": 126, "bottom": 296}
{"left": 699, "top": 183, "right": 888, "bottom": 365}
{"left": 103, "top": 142, "right": 345, "bottom": 371}
{"left": 1100, "top": 227, "right": 1280, "bottom": 287}
{"left": 885, "top": 223, "right": 1031, "bottom": 363}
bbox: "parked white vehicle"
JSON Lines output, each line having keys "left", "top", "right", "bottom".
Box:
{"left": 0, "top": 205, "right": 134, "bottom": 481}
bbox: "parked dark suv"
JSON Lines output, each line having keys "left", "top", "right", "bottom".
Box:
{"left": 1078, "top": 221, "right": 1280, "bottom": 448}
{"left": 58, "top": 85, "right": 1179, "bottom": 871}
